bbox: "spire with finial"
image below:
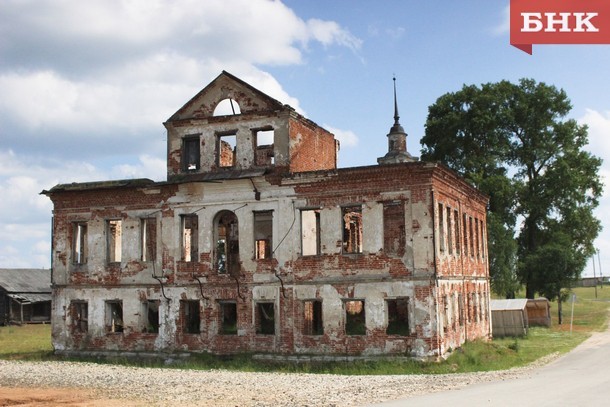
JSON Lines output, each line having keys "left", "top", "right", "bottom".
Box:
{"left": 378, "top": 75, "right": 418, "bottom": 165}
{"left": 393, "top": 76, "right": 400, "bottom": 126}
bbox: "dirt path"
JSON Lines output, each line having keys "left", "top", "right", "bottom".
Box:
{"left": 0, "top": 387, "right": 113, "bottom": 406}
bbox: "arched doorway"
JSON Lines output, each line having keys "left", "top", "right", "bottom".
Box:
{"left": 214, "top": 210, "right": 239, "bottom": 275}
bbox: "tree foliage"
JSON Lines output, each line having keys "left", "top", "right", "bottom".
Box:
{"left": 421, "top": 79, "right": 603, "bottom": 300}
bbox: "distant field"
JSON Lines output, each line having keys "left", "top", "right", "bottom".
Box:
{"left": 0, "top": 324, "right": 52, "bottom": 359}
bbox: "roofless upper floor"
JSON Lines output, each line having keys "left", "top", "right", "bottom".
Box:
{"left": 164, "top": 71, "right": 339, "bottom": 182}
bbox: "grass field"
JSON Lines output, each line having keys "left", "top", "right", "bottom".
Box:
{"left": 1, "top": 286, "right": 608, "bottom": 374}
{"left": 0, "top": 324, "right": 52, "bottom": 359}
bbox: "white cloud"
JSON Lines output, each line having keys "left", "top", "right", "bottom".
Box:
{"left": 0, "top": 0, "right": 363, "bottom": 160}
{"left": 0, "top": 71, "right": 80, "bottom": 130}
{"left": 0, "top": 0, "right": 362, "bottom": 268}
{"left": 580, "top": 109, "right": 610, "bottom": 160}
{"left": 0, "top": 149, "right": 115, "bottom": 268}
{"left": 0, "top": 239, "right": 50, "bottom": 269}
{"left": 492, "top": 4, "right": 510, "bottom": 36}
{"left": 111, "top": 155, "right": 167, "bottom": 182}
{"left": 323, "top": 125, "right": 359, "bottom": 148}
{"left": 579, "top": 109, "right": 610, "bottom": 276}
{"left": 307, "top": 19, "right": 362, "bottom": 52}
{"left": 1, "top": 0, "right": 358, "bottom": 71}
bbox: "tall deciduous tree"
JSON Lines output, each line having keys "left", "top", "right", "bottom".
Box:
{"left": 421, "top": 79, "right": 603, "bottom": 301}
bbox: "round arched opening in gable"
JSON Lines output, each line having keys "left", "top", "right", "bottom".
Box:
{"left": 213, "top": 98, "right": 241, "bottom": 116}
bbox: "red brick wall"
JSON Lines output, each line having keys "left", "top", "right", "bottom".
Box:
{"left": 49, "top": 162, "right": 490, "bottom": 358}
{"left": 288, "top": 117, "right": 337, "bottom": 172}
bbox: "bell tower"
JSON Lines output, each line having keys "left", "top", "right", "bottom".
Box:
{"left": 377, "top": 77, "right": 417, "bottom": 165}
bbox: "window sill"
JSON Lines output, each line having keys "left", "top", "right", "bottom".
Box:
{"left": 341, "top": 252, "right": 364, "bottom": 257}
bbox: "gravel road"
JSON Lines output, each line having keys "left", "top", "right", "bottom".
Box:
{"left": 0, "top": 355, "right": 557, "bottom": 406}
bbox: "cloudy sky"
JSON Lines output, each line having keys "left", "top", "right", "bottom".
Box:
{"left": 1, "top": 0, "right": 609, "bottom": 277}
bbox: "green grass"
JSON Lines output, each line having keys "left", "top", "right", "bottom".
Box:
{"left": 0, "top": 324, "right": 53, "bottom": 359}
{"left": 1, "top": 286, "right": 609, "bottom": 374}
{"left": 445, "top": 285, "right": 610, "bottom": 373}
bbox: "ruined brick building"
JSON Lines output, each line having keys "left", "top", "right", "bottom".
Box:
{"left": 43, "top": 71, "right": 491, "bottom": 359}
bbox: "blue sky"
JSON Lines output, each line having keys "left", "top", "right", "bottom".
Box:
{"left": 1, "top": 0, "right": 609, "bottom": 278}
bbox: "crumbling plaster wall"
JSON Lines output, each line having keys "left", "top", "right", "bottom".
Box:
{"left": 49, "top": 162, "right": 489, "bottom": 358}
{"left": 166, "top": 112, "right": 291, "bottom": 177}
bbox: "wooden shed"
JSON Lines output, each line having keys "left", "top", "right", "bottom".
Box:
{"left": 526, "top": 298, "right": 551, "bottom": 327}
{"left": 0, "top": 269, "right": 51, "bottom": 325}
{"left": 490, "top": 299, "right": 528, "bottom": 337}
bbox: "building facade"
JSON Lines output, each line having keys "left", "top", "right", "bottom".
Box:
{"left": 43, "top": 72, "right": 491, "bottom": 358}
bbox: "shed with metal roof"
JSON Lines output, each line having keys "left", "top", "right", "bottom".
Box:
{"left": 490, "top": 299, "right": 528, "bottom": 337}
{"left": 0, "top": 269, "right": 51, "bottom": 325}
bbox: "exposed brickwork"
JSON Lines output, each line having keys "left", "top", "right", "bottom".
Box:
{"left": 44, "top": 72, "right": 491, "bottom": 359}
{"left": 288, "top": 117, "right": 337, "bottom": 173}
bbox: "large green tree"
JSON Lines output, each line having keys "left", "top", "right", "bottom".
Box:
{"left": 421, "top": 79, "right": 603, "bottom": 301}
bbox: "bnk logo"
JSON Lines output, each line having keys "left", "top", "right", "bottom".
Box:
{"left": 510, "top": 0, "right": 610, "bottom": 54}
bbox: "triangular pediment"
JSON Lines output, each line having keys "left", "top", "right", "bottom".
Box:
{"left": 167, "top": 71, "right": 287, "bottom": 122}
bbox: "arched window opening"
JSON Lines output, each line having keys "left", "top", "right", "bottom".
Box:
{"left": 213, "top": 98, "right": 241, "bottom": 116}
{"left": 214, "top": 210, "right": 240, "bottom": 275}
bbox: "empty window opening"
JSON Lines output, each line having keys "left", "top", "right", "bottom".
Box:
{"left": 473, "top": 292, "right": 480, "bottom": 322}
{"left": 181, "top": 214, "right": 198, "bottom": 262}
{"left": 442, "top": 295, "right": 450, "bottom": 331}
{"left": 213, "top": 98, "right": 241, "bottom": 116}
{"left": 219, "top": 302, "right": 237, "bottom": 335}
{"left": 141, "top": 217, "right": 157, "bottom": 262}
{"left": 214, "top": 211, "right": 239, "bottom": 275}
{"left": 342, "top": 206, "right": 363, "bottom": 254}
{"left": 345, "top": 300, "right": 366, "bottom": 335}
{"left": 447, "top": 207, "right": 453, "bottom": 255}
{"left": 255, "top": 128, "right": 275, "bottom": 166}
{"left": 301, "top": 209, "right": 321, "bottom": 256}
{"left": 469, "top": 216, "right": 474, "bottom": 257}
{"left": 70, "top": 301, "right": 88, "bottom": 333}
{"left": 254, "top": 211, "right": 273, "bottom": 260}
{"left": 458, "top": 294, "right": 465, "bottom": 326}
{"left": 256, "top": 302, "right": 275, "bottom": 335}
{"left": 107, "top": 220, "right": 122, "bottom": 263}
{"left": 383, "top": 201, "right": 405, "bottom": 256}
{"left": 454, "top": 209, "right": 461, "bottom": 255}
{"left": 303, "top": 300, "right": 323, "bottom": 335}
{"left": 463, "top": 213, "right": 469, "bottom": 257}
{"left": 72, "top": 222, "right": 87, "bottom": 265}
{"left": 218, "top": 134, "right": 237, "bottom": 168}
{"left": 105, "top": 301, "right": 123, "bottom": 333}
{"left": 386, "top": 298, "right": 410, "bottom": 336}
{"left": 475, "top": 218, "right": 480, "bottom": 258}
{"left": 480, "top": 220, "right": 486, "bottom": 259}
{"left": 183, "top": 136, "right": 200, "bottom": 171}
{"left": 438, "top": 203, "right": 445, "bottom": 252}
{"left": 143, "top": 300, "right": 160, "bottom": 333}
{"left": 181, "top": 300, "right": 200, "bottom": 334}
